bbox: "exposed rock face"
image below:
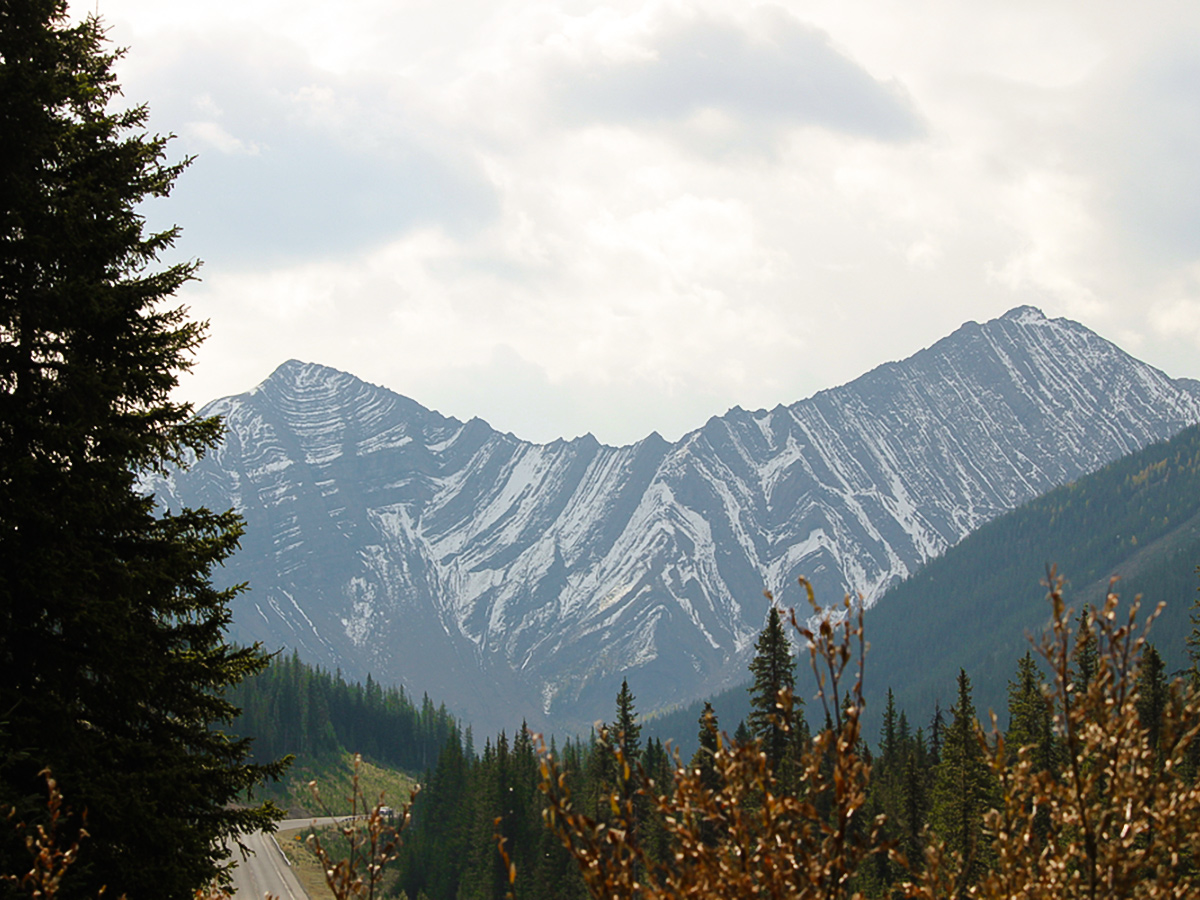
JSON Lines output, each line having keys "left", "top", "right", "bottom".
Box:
{"left": 151, "top": 307, "right": 1200, "bottom": 733}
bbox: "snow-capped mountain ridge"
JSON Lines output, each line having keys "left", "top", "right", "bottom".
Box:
{"left": 152, "top": 307, "right": 1200, "bottom": 733}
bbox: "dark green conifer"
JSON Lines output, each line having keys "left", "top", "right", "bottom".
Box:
{"left": 1074, "top": 607, "right": 1098, "bottom": 693}
{"left": 1136, "top": 643, "right": 1168, "bottom": 759}
{"left": 930, "top": 670, "right": 998, "bottom": 891}
{"left": 879, "top": 688, "right": 900, "bottom": 775}
{"left": 747, "top": 605, "right": 800, "bottom": 773}
{"left": 689, "top": 702, "right": 722, "bottom": 846}
{"left": 929, "top": 702, "right": 945, "bottom": 766}
{"left": 1004, "top": 652, "right": 1059, "bottom": 842}
{"left": 899, "top": 732, "right": 930, "bottom": 867}
{"left": 689, "top": 702, "right": 721, "bottom": 793}
{"left": 614, "top": 678, "right": 642, "bottom": 765}
{"left": 0, "top": 4, "right": 285, "bottom": 896}
{"left": 733, "top": 719, "right": 752, "bottom": 746}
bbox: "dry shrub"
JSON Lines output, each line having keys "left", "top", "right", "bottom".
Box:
{"left": 912, "top": 574, "right": 1200, "bottom": 900}
{"left": 306, "top": 753, "right": 411, "bottom": 900}
{"left": 539, "top": 581, "right": 891, "bottom": 900}
{"left": 540, "top": 574, "right": 1200, "bottom": 900}
{"left": 3, "top": 770, "right": 88, "bottom": 900}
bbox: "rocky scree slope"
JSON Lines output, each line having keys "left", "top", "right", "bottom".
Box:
{"left": 150, "top": 307, "right": 1200, "bottom": 733}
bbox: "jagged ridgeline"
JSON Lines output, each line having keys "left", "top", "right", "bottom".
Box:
{"left": 152, "top": 306, "right": 1200, "bottom": 734}
{"left": 647, "top": 419, "right": 1200, "bottom": 754}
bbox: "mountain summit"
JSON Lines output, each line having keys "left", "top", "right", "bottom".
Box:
{"left": 151, "top": 308, "right": 1200, "bottom": 733}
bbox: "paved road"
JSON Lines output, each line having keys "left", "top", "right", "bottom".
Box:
{"left": 226, "top": 817, "right": 345, "bottom": 899}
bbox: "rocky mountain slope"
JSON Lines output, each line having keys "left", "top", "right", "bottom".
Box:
{"left": 151, "top": 307, "right": 1200, "bottom": 733}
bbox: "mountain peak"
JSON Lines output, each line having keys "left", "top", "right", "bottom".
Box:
{"left": 999, "top": 305, "right": 1049, "bottom": 325}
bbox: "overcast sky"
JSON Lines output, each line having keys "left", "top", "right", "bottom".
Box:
{"left": 89, "top": 0, "right": 1200, "bottom": 445}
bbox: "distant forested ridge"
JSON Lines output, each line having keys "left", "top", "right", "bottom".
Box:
{"left": 228, "top": 651, "right": 458, "bottom": 774}
{"left": 649, "top": 420, "right": 1200, "bottom": 753}
{"left": 864, "top": 417, "right": 1200, "bottom": 730}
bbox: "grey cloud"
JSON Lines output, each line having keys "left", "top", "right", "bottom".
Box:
{"left": 1104, "top": 47, "right": 1200, "bottom": 264}
{"left": 551, "top": 9, "right": 923, "bottom": 142}
{"left": 133, "top": 37, "right": 497, "bottom": 267}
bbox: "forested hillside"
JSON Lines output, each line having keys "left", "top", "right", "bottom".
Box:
{"left": 864, "top": 418, "right": 1200, "bottom": 730}
{"left": 648, "top": 421, "right": 1200, "bottom": 753}
{"left": 228, "top": 652, "right": 459, "bottom": 775}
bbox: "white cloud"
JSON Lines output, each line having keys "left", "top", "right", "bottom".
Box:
{"left": 183, "top": 121, "right": 261, "bottom": 156}
{"left": 81, "top": 0, "right": 1200, "bottom": 444}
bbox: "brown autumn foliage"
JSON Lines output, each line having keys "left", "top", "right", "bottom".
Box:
{"left": 538, "top": 579, "right": 890, "bottom": 900}
{"left": 538, "top": 574, "right": 1200, "bottom": 900}
{"left": 2, "top": 771, "right": 88, "bottom": 900}
{"left": 934, "top": 578, "right": 1200, "bottom": 900}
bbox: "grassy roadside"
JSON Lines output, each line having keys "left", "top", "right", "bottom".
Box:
{"left": 277, "top": 825, "right": 337, "bottom": 900}
{"left": 266, "top": 750, "right": 419, "bottom": 817}
{"left": 269, "top": 753, "right": 416, "bottom": 899}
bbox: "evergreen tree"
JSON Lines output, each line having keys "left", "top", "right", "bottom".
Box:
{"left": 1074, "top": 607, "right": 1098, "bottom": 693}
{"left": 1188, "top": 566, "right": 1200, "bottom": 686}
{"left": 613, "top": 678, "right": 642, "bottom": 765}
{"left": 733, "top": 719, "right": 752, "bottom": 746}
{"left": 929, "top": 702, "right": 945, "bottom": 766}
{"left": 879, "top": 688, "right": 900, "bottom": 774}
{"left": 0, "top": 4, "right": 284, "bottom": 897}
{"left": 639, "top": 737, "right": 672, "bottom": 865}
{"left": 899, "top": 731, "right": 931, "bottom": 867}
{"left": 689, "top": 702, "right": 721, "bottom": 794}
{"left": 1005, "top": 652, "right": 1058, "bottom": 842}
{"left": 689, "top": 703, "right": 722, "bottom": 846}
{"left": 1006, "top": 652, "right": 1045, "bottom": 750}
{"left": 1136, "top": 643, "right": 1169, "bottom": 759}
{"left": 930, "top": 670, "right": 998, "bottom": 892}
{"left": 747, "top": 606, "right": 800, "bottom": 773}
{"left": 398, "top": 729, "right": 471, "bottom": 900}
{"left": 610, "top": 678, "right": 644, "bottom": 837}
{"left": 461, "top": 734, "right": 511, "bottom": 900}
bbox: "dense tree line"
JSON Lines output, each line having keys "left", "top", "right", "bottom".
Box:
{"left": 395, "top": 679, "right": 681, "bottom": 900}
{"left": 228, "top": 652, "right": 458, "bottom": 774}
{"left": 391, "top": 582, "right": 1196, "bottom": 900}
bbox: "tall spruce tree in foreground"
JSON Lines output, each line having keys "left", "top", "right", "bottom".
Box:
{"left": 0, "top": 3, "right": 285, "bottom": 898}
